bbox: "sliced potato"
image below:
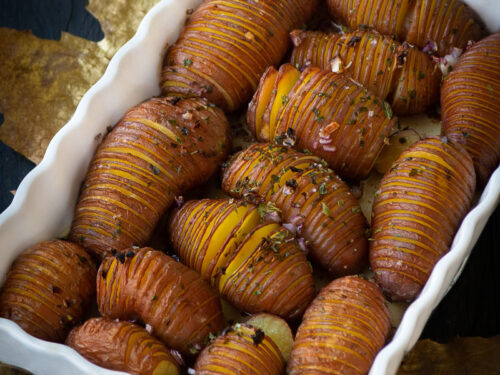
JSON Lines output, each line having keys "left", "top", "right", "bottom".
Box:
{"left": 288, "top": 276, "right": 391, "bottom": 375}
{"left": 69, "top": 97, "right": 229, "bottom": 259}
{"left": 222, "top": 144, "right": 368, "bottom": 277}
{"left": 169, "top": 198, "right": 315, "bottom": 320}
{"left": 370, "top": 137, "right": 476, "bottom": 301}
{"left": 325, "top": 0, "right": 482, "bottom": 56}
{"left": 96, "top": 247, "right": 225, "bottom": 355}
{"left": 0, "top": 240, "right": 95, "bottom": 342}
{"left": 66, "top": 318, "right": 180, "bottom": 375}
{"left": 195, "top": 322, "right": 285, "bottom": 375}
{"left": 441, "top": 32, "right": 500, "bottom": 185}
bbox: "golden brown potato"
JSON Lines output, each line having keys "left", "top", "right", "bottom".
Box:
{"left": 0, "top": 240, "right": 95, "bottom": 342}
{"left": 370, "top": 137, "right": 476, "bottom": 301}
{"left": 169, "top": 198, "right": 315, "bottom": 320}
{"left": 97, "top": 247, "right": 225, "bottom": 355}
{"left": 288, "top": 275, "right": 391, "bottom": 375}
{"left": 69, "top": 97, "right": 229, "bottom": 259}
{"left": 194, "top": 320, "right": 288, "bottom": 375}
{"left": 222, "top": 143, "right": 368, "bottom": 276}
{"left": 441, "top": 32, "right": 500, "bottom": 185}
{"left": 66, "top": 318, "right": 180, "bottom": 375}
{"left": 247, "top": 64, "right": 396, "bottom": 180}
{"left": 160, "top": 0, "right": 319, "bottom": 112}
{"left": 290, "top": 29, "right": 441, "bottom": 115}
{"left": 326, "top": 0, "right": 483, "bottom": 56}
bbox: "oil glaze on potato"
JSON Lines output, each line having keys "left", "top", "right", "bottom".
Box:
{"left": 97, "top": 248, "right": 225, "bottom": 355}
{"left": 222, "top": 143, "right": 368, "bottom": 276}
{"left": 247, "top": 65, "right": 396, "bottom": 180}
{"left": 66, "top": 318, "right": 180, "bottom": 375}
{"left": 370, "top": 137, "right": 476, "bottom": 301}
{"left": 169, "top": 198, "right": 315, "bottom": 320}
{"left": 194, "top": 323, "right": 285, "bottom": 375}
{"left": 290, "top": 29, "right": 441, "bottom": 115}
{"left": 288, "top": 276, "right": 391, "bottom": 375}
{"left": 0, "top": 240, "right": 95, "bottom": 342}
{"left": 326, "top": 0, "right": 482, "bottom": 56}
{"left": 161, "top": 0, "right": 319, "bottom": 112}
{"left": 69, "top": 97, "right": 229, "bottom": 259}
{"left": 441, "top": 32, "right": 500, "bottom": 185}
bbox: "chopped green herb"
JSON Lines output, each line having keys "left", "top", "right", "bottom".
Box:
{"left": 383, "top": 102, "right": 393, "bottom": 119}
{"left": 183, "top": 58, "right": 193, "bottom": 66}
{"left": 321, "top": 202, "right": 330, "bottom": 216}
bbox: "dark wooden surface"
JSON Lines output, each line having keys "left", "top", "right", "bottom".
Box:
{"left": 0, "top": 0, "right": 498, "bottom": 355}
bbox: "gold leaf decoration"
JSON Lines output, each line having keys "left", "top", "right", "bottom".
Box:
{"left": 397, "top": 336, "right": 500, "bottom": 374}
{"left": 0, "top": 0, "right": 162, "bottom": 164}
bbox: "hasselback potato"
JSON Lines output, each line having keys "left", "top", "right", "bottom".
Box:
{"left": 161, "top": 0, "right": 319, "bottom": 112}
{"left": 288, "top": 275, "right": 391, "bottom": 375}
{"left": 69, "top": 97, "right": 229, "bottom": 259}
{"left": 0, "top": 240, "right": 95, "bottom": 342}
{"left": 326, "top": 0, "right": 483, "bottom": 56}
{"left": 169, "top": 198, "right": 315, "bottom": 320}
{"left": 222, "top": 143, "right": 368, "bottom": 276}
{"left": 97, "top": 247, "right": 225, "bottom": 355}
{"left": 290, "top": 29, "right": 441, "bottom": 115}
{"left": 66, "top": 318, "right": 180, "bottom": 375}
{"left": 247, "top": 64, "right": 396, "bottom": 180}
{"left": 370, "top": 137, "right": 476, "bottom": 301}
{"left": 441, "top": 32, "right": 500, "bottom": 184}
{"left": 194, "top": 321, "right": 286, "bottom": 375}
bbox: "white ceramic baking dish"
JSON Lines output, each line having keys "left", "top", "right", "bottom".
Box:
{"left": 0, "top": 0, "right": 498, "bottom": 374}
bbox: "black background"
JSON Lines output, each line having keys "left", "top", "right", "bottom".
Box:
{"left": 0, "top": 0, "right": 498, "bottom": 348}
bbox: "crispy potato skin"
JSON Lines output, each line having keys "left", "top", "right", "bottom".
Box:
{"left": 290, "top": 29, "right": 441, "bottom": 115}
{"left": 69, "top": 97, "right": 229, "bottom": 259}
{"left": 66, "top": 318, "right": 180, "bottom": 375}
{"left": 195, "top": 324, "right": 284, "bottom": 375}
{"left": 326, "top": 0, "right": 482, "bottom": 56}
{"left": 96, "top": 248, "right": 225, "bottom": 355}
{"left": 247, "top": 65, "right": 396, "bottom": 180}
{"left": 222, "top": 143, "right": 368, "bottom": 277}
{"left": 441, "top": 32, "right": 500, "bottom": 185}
{"left": 370, "top": 137, "right": 476, "bottom": 301}
{"left": 169, "top": 198, "right": 315, "bottom": 320}
{"left": 160, "top": 0, "right": 319, "bottom": 112}
{"left": 0, "top": 240, "right": 95, "bottom": 342}
{"left": 288, "top": 276, "right": 391, "bottom": 375}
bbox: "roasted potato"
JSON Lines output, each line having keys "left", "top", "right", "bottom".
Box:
{"left": 290, "top": 29, "right": 441, "bottom": 115}
{"left": 247, "top": 64, "right": 396, "bottom": 180}
{"left": 370, "top": 137, "right": 476, "bottom": 301}
{"left": 169, "top": 198, "right": 315, "bottom": 320}
{"left": 66, "top": 317, "right": 180, "bottom": 375}
{"left": 288, "top": 275, "right": 391, "bottom": 375}
{"left": 326, "top": 0, "right": 483, "bottom": 56}
{"left": 69, "top": 97, "right": 229, "bottom": 259}
{"left": 97, "top": 247, "right": 225, "bottom": 355}
{"left": 194, "top": 314, "right": 293, "bottom": 375}
{"left": 222, "top": 143, "right": 368, "bottom": 276}
{"left": 0, "top": 240, "right": 95, "bottom": 342}
{"left": 441, "top": 32, "right": 500, "bottom": 185}
{"left": 160, "top": 0, "right": 319, "bottom": 112}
